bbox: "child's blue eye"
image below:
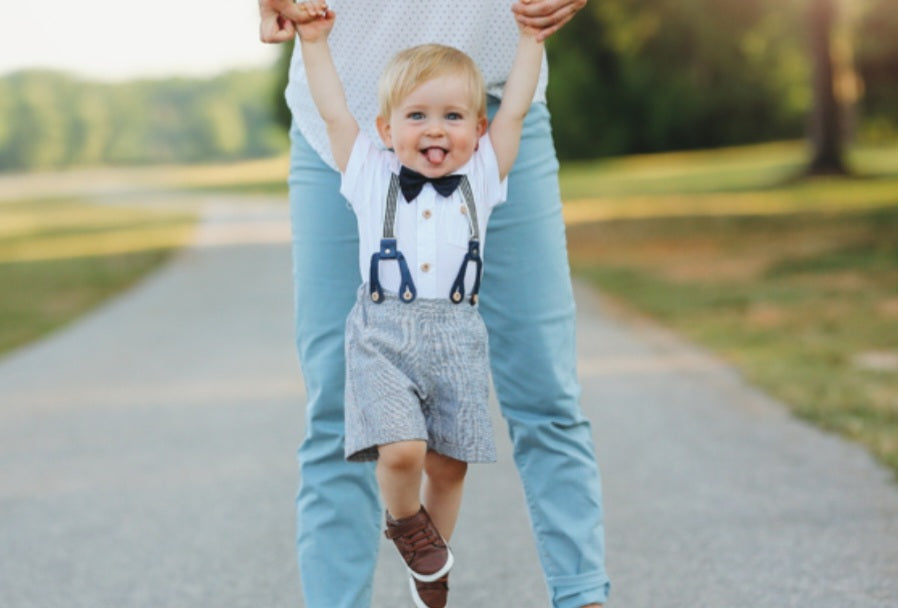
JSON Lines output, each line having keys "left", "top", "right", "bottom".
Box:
{"left": 446, "top": 112, "right": 463, "bottom": 120}
{"left": 408, "top": 112, "right": 425, "bottom": 120}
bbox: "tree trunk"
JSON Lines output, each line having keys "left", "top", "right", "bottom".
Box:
{"left": 807, "top": 0, "right": 848, "bottom": 175}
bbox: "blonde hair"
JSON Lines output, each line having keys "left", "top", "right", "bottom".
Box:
{"left": 377, "top": 44, "right": 487, "bottom": 121}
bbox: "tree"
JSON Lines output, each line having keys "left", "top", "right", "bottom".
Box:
{"left": 807, "top": 0, "right": 848, "bottom": 175}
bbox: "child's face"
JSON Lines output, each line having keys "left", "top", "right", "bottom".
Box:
{"left": 376, "top": 73, "right": 487, "bottom": 178}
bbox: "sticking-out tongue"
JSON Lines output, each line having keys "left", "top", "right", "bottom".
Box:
{"left": 425, "top": 147, "right": 446, "bottom": 165}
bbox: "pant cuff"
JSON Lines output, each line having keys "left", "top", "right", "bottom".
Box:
{"left": 549, "top": 571, "right": 611, "bottom": 608}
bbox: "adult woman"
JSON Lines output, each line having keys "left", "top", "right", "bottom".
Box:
{"left": 258, "top": 2, "right": 608, "bottom": 606}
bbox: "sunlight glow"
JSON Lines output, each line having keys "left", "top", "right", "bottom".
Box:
{"left": 0, "top": 0, "right": 280, "bottom": 80}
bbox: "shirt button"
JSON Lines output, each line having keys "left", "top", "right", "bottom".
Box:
{"left": 422, "top": 209, "right": 432, "bottom": 219}
{"left": 460, "top": 205, "right": 467, "bottom": 215}
{"left": 421, "top": 263, "right": 431, "bottom": 272}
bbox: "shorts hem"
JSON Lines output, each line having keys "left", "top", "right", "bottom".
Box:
{"left": 345, "top": 438, "right": 496, "bottom": 464}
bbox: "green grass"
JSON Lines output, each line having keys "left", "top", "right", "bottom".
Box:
{"left": 561, "top": 140, "right": 898, "bottom": 198}
{"left": 167, "top": 155, "right": 290, "bottom": 195}
{"left": 564, "top": 141, "right": 898, "bottom": 478}
{"left": 0, "top": 198, "right": 195, "bottom": 356}
{"left": 0, "top": 154, "right": 287, "bottom": 359}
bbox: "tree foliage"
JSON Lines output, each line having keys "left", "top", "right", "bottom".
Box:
{"left": 2, "top": 0, "right": 897, "bottom": 171}
{"left": 546, "top": 0, "right": 898, "bottom": 160}
{"left": 546, "top": 0, "right": 811, "bottom": 159}
{"left": 0, "top": 70, "right": 287, "bottom": 172}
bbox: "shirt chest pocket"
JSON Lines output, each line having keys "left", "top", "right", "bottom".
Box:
{"left": 443, "top": 202, "right": 474, "bottom": 249}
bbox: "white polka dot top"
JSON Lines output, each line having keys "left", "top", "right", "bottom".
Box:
{"left": 285, "top": 0, "right": 549, "bottom": 169}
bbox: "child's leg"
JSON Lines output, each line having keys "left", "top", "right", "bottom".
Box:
{"left": 379, "top": 442, "right": 454, "bottom": 586}
{"left": 422, "top": 451, "right": 468, "bottom": 540}
{"left": 407, "top": 452, "right": 466, "bottom": 607}
{"left": 376, "top": 440, "right": 428, "bottom": 518}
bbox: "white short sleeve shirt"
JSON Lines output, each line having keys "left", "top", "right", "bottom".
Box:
{"left": 340, "top": 132, "right": 507, "bottom": 300}
{"left": 287, "top": 1, "right": 548, "bottom": 169}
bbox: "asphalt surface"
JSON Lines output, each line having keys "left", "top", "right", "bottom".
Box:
{"left": 2, "top": 201, "right": 897, "bottom": 608}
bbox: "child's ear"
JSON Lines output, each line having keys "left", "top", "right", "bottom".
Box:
{"left": 476, "top": 116, "right": 487, "bottom": 137}
{"left": 474, "top": 116, "right": 487, "bottom": 150}
{"left": 376, "top": 116, "right": 392, "bottom": 149}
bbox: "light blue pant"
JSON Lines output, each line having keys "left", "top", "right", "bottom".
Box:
{"left": 289, "top": 101, "right": 609, "bottom": 608}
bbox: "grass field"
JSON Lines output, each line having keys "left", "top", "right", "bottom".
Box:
{"left": 563, "top": 140, "right": 898, "bottom": 478}
{"left": 0, "top": 197, "right": 195, "bottom": 356}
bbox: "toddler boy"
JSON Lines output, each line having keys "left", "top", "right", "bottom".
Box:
{"left": 294, "top": 3, "right": 543, "bottom": 606}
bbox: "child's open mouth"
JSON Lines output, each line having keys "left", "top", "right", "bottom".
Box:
{"left": 422, "top": 147, "right": 447, "bottom": 165}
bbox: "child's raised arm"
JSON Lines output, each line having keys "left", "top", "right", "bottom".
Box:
{"left": 296, "top": 2, "right": 359, "bottom": 172}
{"left": 488, "top": 23, "right": 544, "bottom": 180}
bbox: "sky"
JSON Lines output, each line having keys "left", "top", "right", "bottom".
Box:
{"left": 0, "top": 0, "right": 281, "bottom": 81}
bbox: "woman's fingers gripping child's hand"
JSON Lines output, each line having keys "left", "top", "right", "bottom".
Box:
{"left": 295, "top": 1, "right": 335, "bottom": 42}
{"left": 512, "top": 0, "right": 587, "bottom": 41}
{"left": 259, "top": 0, "right": 300, "bottom": 43}
{"left": 296, "top": 1, "right": 330, "bottom": 22}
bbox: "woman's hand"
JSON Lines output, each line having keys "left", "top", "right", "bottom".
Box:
{"left": 259, "top": 0, "right": 330, "bottom": 43}
{"left": 512, "top": 0, "right": 587, "bottom": 42}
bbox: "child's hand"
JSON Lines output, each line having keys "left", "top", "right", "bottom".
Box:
{"left": 515, "top": 19, "right": 541, "bottom": 40}
{"left": 295, "top": 1, "right": 335, "bottom": 43}
{"left": 294, "top": 1, "right": 329, "bottom": 23}
{"left": 511, "top": 1, "right": 542, "bottom": 39}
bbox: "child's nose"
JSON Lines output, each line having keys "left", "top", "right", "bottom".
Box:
{"left": 424, "top": 119, "right": 444, "bottom": 135}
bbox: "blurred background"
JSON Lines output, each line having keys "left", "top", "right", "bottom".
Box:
{"left": 1, "top": 0, "right": 896, "bottom": 475}
{"left": 2, "top": 0, "right": 896, "bottom": 170}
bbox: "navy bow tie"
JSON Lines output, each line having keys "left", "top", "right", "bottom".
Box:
{"left": 398, "top": 166, "right": 463, "bottom": 202}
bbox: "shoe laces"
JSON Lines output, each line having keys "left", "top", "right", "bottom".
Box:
{"left": 391, "top": 520, "right": 442, "bottom": 553}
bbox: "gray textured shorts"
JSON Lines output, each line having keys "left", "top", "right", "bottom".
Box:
{"left": 344, "top": 285, "right": 496, "bottom": 463}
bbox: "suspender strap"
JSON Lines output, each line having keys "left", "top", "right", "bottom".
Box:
{"left": 381, "top": 173, "right": 400, "bottom": 239}
{"left": 449, "top": 176, "right": 483, "bottom": 306}
{"left": 369, "top": 174, "right": 416, "bottom": 303}
{"left": 459, "top": 176, "right": 480, "bottom": 241}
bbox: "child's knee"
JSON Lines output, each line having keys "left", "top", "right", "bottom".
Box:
{"left": 425, "top": 452, "right": 468, "bottom": 486}
{"left": 377, "top": 440, "right": 427, "bottom": 473}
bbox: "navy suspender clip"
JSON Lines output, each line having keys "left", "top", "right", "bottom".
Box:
{"left": 369, "top": 238, "right": 416, "bottom": 303}
{"left": 450, "top": 240, "right": 482, "bottom": 305}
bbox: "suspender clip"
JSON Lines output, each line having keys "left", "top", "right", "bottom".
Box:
{"left": 370, "top": 238, "right": 417, "bottom": 304}
{"left": 449, "top": 239, "right": 483, "bottom": 306}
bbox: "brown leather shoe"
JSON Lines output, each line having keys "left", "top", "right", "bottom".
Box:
{"left": 384, "top": 507, "right": 454, "bottom": 582}
{"left": 409, "top": 573, "right": 449, "bottom": 608}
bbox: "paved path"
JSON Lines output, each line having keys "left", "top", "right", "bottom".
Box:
{"left": 2, "top": 201, "right": 897, "bottom": 608}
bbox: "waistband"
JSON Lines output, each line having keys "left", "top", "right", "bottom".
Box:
{"left": 355, "top": 284, "right": 480, "bottom": 318}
